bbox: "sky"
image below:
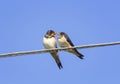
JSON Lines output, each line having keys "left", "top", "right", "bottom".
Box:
{"left": 0, "top": 0, "right": 120, "bottom": 84}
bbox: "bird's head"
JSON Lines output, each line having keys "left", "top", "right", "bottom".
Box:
{"left": 45, "top": 30, "right": 56, "bottom": 38}
{"left": 58, "top": 32, "right": 65, "bottom": 39}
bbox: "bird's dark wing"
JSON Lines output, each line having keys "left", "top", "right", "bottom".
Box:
{"left": 62, "top": 32, "right": 84, "bottom": 59}
{"left": 62, "top": 32, "right": 75, "bottom": 46}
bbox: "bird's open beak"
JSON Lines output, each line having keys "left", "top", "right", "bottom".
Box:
{"left": 54, "top": 32, "right": 56, "bottom": 35}
{"left": 51, "top": 32, "right": 56, "bottom": 37}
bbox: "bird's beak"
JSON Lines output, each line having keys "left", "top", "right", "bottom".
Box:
{"left": 51, "top": 32, "right": 56, "bottom": 37}
{"left": 53, "top": 32, "right": 56, "bottom": 36}
{"left": 54, "top": 32, "right": 56, "bottom": 35}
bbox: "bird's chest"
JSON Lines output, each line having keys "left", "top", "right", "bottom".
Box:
{"left": 43, "top": 37, "right": 56, "bottom": 48}
{"left": 58, "top": 36, "right": 71, "bottom": 47}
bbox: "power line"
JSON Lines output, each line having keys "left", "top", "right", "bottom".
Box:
{"left": 0, "top": 41, "right": 120, "bottom": 58}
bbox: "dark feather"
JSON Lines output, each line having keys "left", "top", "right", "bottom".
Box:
{"left": 50, "top": 52, "right": 63, "bottom": 69}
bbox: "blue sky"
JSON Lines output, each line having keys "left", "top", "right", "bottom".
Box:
{"left": 0, "top": 0, "right": 120, "bottom": 84}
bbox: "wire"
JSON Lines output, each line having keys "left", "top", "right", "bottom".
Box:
{"left": 0, "top": 41, "right": 120, "bottom": 58}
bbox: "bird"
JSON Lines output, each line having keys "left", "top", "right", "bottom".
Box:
{"left": 43, "top": 30, "right": 63, "bottom": 69}
{"left": 57, "top": 32, "right": 84, "bottom": 59}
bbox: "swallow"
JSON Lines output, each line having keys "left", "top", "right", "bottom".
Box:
{"left": 57, "top": 32, "right": 84, "bottom": 59}
{"left": 43, "top": 30, "right": 63, "bottom": 69}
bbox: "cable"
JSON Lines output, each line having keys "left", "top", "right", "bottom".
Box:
{"left": 0, "top": 41, "right": 120, "bottom": 58}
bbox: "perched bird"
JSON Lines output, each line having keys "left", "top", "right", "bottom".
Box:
{"left": 57, "top": 32, "right": 84, "bottom": 59}
{"left": 43, "top": 30, "right": 63, "bottom": 69}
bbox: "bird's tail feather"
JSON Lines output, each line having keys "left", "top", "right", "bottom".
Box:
{"left": 50, "top": 53, "right": 63, "bottom": 69}
{"left": 72, "top": 49, "right": 84, "bottom": 59}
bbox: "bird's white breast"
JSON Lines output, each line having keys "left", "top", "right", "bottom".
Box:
{"left": 43, "top": 37, "right": 56, "bottom": 49}
{"left": 58, "top": 36, "right": 71, "bottom": 47}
